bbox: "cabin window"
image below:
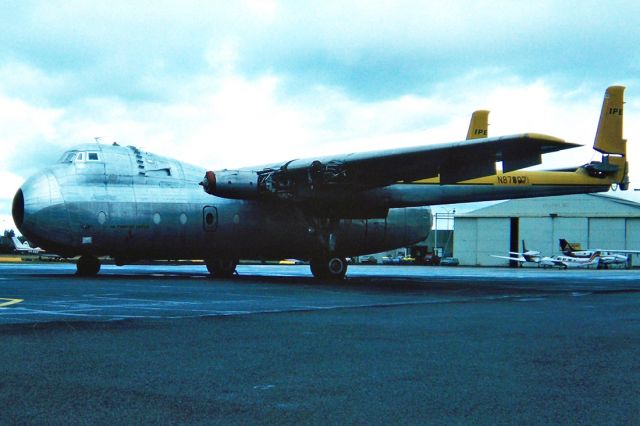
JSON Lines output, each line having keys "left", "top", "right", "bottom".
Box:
{"left": 87, "top": 152, "right": 100, "bottom": 161}
{"left": 76, "top": 152, "right": 85, "bottom": 162}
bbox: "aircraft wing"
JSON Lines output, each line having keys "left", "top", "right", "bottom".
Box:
{"left": 270, "top": 133, "right": 577, "bottom": 186}
{"left": 202, "top": 133, "right": 581, "bottom": 201}
{"left": 491, "top": 255, "right": 527, "bottom": 263}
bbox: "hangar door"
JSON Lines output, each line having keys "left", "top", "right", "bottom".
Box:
{"left": 476, "top": 218, "right": 510, "bottom": 266}
{"left": 589, "top": 218, "right": 625, "bottom": 249}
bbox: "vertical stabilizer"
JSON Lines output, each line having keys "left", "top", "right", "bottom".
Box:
{"left": 559, "top": 239, "right": 576, "bottom": 253}
{"left": 594, "top": 86, "right": 626, "bottom": 156}
{"left": 11, "top": 236, "right": 28, "bottom": 250}
{"left": 466, "top": 110, "right": 490, "bottom": 140}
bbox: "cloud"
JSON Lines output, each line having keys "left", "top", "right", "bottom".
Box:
{"left": 3, "top": 71, "right": 634, "bottom": 174}
{"left": 2, "top": 1, "right": 639, "bottom": 106}
{"left": 0, "top": 94, "right": 64, "bottom": 175}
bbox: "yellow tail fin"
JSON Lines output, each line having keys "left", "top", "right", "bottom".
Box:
{"left": 594, "top": 86, "right": 626, "bottom": 155}
{"left": 466, "top": 110, "right": 490, "bottom": 140}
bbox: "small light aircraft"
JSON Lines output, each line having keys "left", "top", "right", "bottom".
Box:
{"left": 10, "top": 236, "right": 44, "bottom": 254}
{"left": 547, "top": 252, "right": 602, "bottom": 269}
{"left": 13, "top": 86, "right": 629, "bottom": 278}
{"left": 559, "top": 239, "right": 638, "bottom": 268}
{"left": 492, "top": 241, "right": 601, "bottom": 269}
{"left": 491, "top": 240, "right": 544, "bottom": 264}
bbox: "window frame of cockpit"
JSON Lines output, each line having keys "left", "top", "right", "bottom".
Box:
{"left": 57, "top": 150, "right": 102, "bottom": 164}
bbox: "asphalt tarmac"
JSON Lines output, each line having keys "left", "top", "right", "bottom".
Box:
{"left": 1, "top": 264, "right": 639, "bottom": 424}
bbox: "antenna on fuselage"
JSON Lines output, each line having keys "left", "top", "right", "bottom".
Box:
{"left": 94, "top": 136, "right": 103, "bottom": 144}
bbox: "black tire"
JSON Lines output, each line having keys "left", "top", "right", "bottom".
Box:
{"left": 206, "top": 258, "right": 238, "bottom": 278}
{"left": 310, "top": 256, "right": 348, "bottom": 280}
{"left": 310, "top": 260, "right": 326, "bottom": 279}
{"left": 76, "top": 255, "right": 101, "bottom": 276}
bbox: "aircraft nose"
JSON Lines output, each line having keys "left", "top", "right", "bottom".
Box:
{"left": 11, "top": 188, "right": 24, "bottom": 230}
{"left": 13, "top": 172, "right": 69, "bottom": 249}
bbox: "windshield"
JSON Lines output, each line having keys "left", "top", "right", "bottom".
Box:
{"left": 58, "top": 151, "right": 78, "bottom": 163}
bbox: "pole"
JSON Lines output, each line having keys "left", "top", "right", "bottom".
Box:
{"left": 434, "top": 213, "right": 438, "bottom": 257}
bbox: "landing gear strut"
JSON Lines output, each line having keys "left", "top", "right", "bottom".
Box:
{"left": 206, "top": 258, "right": 238, "bottom": 278}
{"left": 310, "top": 256, "right": 348, "bottom": 280}
{"left": 76, "top": 255, "right": 101, "bottom": 276}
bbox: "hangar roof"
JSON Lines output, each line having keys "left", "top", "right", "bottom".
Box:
{"left": 457, "top": 193, "right": 640, "bottom": 218}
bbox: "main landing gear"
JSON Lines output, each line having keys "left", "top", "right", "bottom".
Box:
{"left": 76, "top": 255, "right": 101, "bottom": 276}
{"left": 310, "top": 256, "right": 348, "bottom": 280}
{"left": 206, "top": 258, "right": 238, "bottom": 278}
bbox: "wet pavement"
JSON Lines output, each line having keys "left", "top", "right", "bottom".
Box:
{"left": 1, "top": 264, "right": 639, "bottom": 424}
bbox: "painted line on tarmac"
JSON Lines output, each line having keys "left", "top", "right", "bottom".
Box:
{"left": 0, "top": 298, "right": 24, "bottom": 308}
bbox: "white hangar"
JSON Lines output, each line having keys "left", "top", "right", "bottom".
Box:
{"left": 453, "top": 194, "right": 640, "bottom": 266}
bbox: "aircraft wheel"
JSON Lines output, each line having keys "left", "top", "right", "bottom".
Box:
{"left": 206, "top": 258, "right": 238, "bottom": 278}
{"left": 310, "top": 256, "right": 348, "bottom": 280}
{"left": 76, "top": 255, "right": 101, "bottom": 276}
{"left": 309, "top": 260, "right": 325, "bottom": 278}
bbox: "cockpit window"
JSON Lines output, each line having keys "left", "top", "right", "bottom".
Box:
{"left": 57, "top": 150, "right": 102, "bottom": 163}
{"left": 58, "top": 151, "right": 78, "bottom": 163}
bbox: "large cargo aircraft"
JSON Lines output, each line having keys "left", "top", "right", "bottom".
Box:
{"left": 12, "top": 86, "right": 629, "bottom": 278}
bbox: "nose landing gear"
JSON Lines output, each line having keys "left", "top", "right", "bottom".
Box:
{"left": 206, "top": 258, "right": 238, "bottom": 278}
{"left": 76, "top": 255, "right": 101, "bottom": 276}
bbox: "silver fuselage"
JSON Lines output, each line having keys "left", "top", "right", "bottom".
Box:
{"left": 13, "top": 144, "right": 432, "bottom": 261}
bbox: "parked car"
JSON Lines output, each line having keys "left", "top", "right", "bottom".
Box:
{"left": 381, "top": 256, "right": 399, "bottom": 265}
{"left": 423, "top": 253, "right": 441, "bottom": 265}
{"left": 439, "top": 257, "right": 459, "bottom": 266}
{"left": 382, "top": 256, "right": 415, "bottom": 265}
{"left": 279, "top": 259, "right": 305, "bottom": 265}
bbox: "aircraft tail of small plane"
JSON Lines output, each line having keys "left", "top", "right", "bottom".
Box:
{"left": 11, "top": 236, "right": 29, "bottom": 250}
{"left": 559, "top": 238, "right": 576, "bottom": 253}
{"left": 466, "top": 110, "right": 490, "bottom": 140}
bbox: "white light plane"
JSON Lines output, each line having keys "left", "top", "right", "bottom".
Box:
{"left": 492, "top": 240, "right": 544, "bottom": 265}
{"left": 11, "top": 236, "right": 44, "bottom": 254}
{"left": 559, "top": 239, "right": 638, "bottom": 268}
{"left": 493, "top": 241, "right": 601, "bottom": 269}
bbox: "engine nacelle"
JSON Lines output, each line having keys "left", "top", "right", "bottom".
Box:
{"left": 201, "top": 170, "right": 260, "bottom": 199}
